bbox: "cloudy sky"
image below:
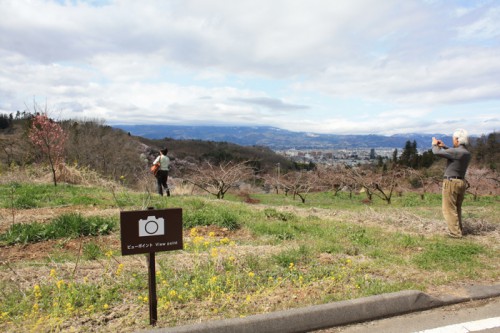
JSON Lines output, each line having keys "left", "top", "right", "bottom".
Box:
{"left": 1, "top": 0, "right": 499, "bottom": 135}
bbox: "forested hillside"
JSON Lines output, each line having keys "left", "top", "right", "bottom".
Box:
{"left": 0, "top": 114, "right": 294, "bottom": 187}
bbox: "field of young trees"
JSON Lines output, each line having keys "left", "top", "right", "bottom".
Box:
{"left": 0, "top": 111, "right": 499, "bottom": 332}
{"left": 1, "top": 111, "right": 498, "bottom": 201}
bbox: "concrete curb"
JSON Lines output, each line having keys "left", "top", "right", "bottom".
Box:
{"left": 140, "top": 284, "right": 500, "bottom": 333}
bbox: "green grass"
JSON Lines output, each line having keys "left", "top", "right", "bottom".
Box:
{"left": 0, "top": 183, "right": 113, "bottom": 208}
{"left": 413, "top": 241, "right": 486, "bottom": 272}
{"left": 0, "top": 213, "right": 117, "bottom": 245}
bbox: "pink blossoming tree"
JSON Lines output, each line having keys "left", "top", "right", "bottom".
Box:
{"left": 29, "top": 113, "right": 68, "bottom": 186}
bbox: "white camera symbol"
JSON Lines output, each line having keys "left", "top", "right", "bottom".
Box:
{"left": 138, "top": 216, "right": 165, "bottom": 237}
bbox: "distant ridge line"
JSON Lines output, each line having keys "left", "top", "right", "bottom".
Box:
{"left": 113, "top": 124, "right": 451, "bottom": 150}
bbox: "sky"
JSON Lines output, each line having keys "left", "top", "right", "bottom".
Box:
{"left": 0, "top": 0, "right": 499, "bottom": 136}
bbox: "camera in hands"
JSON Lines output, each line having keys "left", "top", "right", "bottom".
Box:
{"left": 138, "top": 216, "right": 165, "bottom": 237}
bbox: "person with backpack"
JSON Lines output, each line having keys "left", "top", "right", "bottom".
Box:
{"left": 152, "top": 148, "right": 170, "bottom": 196}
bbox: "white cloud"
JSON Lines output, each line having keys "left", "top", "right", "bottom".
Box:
{"left": 0, "top": 0, "right": 499, "bottom": 136}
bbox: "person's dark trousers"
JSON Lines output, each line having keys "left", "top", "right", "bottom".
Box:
{"left": 156, "top": 170, "right": 170, "bottom": 196}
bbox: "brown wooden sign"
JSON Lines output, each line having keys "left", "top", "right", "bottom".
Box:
{"left": 120, "top": 208, "right": 183, "bottom": 255}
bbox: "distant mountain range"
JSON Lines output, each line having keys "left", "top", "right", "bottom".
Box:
{"left": 114, "top": 125, "right": 452, "bottom": 150}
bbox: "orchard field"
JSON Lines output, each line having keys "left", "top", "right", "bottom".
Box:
{"left": 0, "top": 167, "right": 498, "bottom": 333}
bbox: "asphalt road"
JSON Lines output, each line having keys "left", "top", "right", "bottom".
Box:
{"left": 315, "top": 297, "right": 500, "bottom": 333}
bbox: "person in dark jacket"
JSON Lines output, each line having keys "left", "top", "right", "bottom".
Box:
{"left": 432, "top": 129, "right": 471, "bottom": 238}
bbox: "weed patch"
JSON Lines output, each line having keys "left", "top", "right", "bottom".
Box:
{"left": 184, "top": 205, "right": 241, "bottom": 230}
{"left": 0, "top": 213, "right": 117, "bottom": 245}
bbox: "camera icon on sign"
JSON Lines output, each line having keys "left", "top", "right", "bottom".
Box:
{"left": 138, "top": 216, "right": 165, "bottom": 237}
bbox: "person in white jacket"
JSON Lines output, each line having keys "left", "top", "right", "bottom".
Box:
{"left": 153, "top": 148, "right": 171, "bottom": 196}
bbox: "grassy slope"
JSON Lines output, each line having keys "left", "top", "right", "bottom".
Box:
{"left": 0, "top": 182, "right": 498, "bottom": 333}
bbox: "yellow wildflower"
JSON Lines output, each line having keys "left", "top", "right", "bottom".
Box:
{"left": 208, "top": 231, "right": 216, "bottom": 238}
{"left": 193, "top": 236, "right": 204, "bottom": 245}
{"left": 66, "top": 303, "right": 74, "bottom": 313}
{"left": 33, "top": 285, "right": 42, "bottom": 298}
{"left": 56, "top": 280, "right": 65, "bottom": 289}
{"left": 49, "top": 269, "right": 57, "bottom": 278}
{"left": 103, "top": 304, "right": 109, "bottom": 310}
{"left": 116, "top": 263, "right": 124, "bottom": 276}
{"left": 248, "top": 271, "right": 255, "bottom": 278}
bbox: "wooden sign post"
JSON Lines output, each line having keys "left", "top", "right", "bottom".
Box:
{"left": 120, "top": 208, "right": 183, "bottom": 326}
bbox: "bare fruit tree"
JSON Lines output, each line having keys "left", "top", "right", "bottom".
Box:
{"left": 280, "top": 170, "right": 318, "bottom": 203}
{"left": 29, "top": 112, "right": 68, "bottom": 186}
{"left": 369, "top": 167, "right": 406, "bottom": 204}
{"left": 345, "top": 165, "right": 405, "bottom": 204}
{"left": 466, "top": 166, "right": 500, "bottom": 200}
{"left": 186, "top": 160, "right": 254, "bottom": 199}
{"left": 315, "top": 164, "right": 357, "bottom": 197}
